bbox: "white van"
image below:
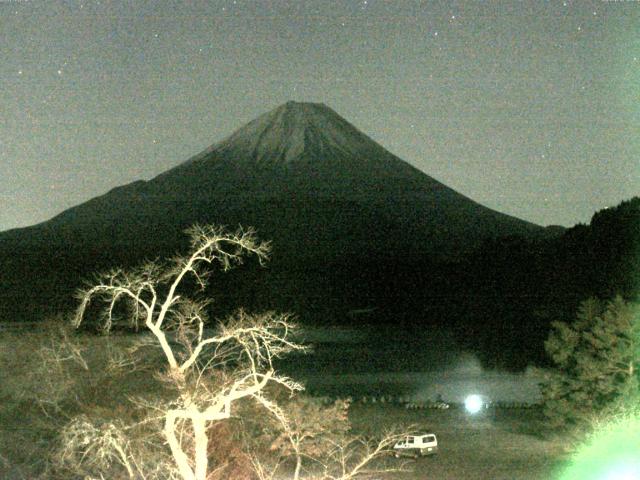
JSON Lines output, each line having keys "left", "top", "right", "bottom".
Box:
{"left": 392, "top": 433, "right": 438, "bottom": 458}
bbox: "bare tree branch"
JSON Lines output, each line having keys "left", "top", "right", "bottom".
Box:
{"left": 71, "top": 225, "right": 305, "bottom": 480}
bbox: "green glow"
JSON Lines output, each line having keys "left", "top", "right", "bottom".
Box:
{"left": 559, "top": 413, "right": 640, "bottom": 480}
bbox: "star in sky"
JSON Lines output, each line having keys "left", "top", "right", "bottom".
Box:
{"left": 1, "top": 0, "right": 637, "bottom": 231}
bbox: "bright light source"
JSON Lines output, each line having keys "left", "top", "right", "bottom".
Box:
{"left": 602, "top": 463, "right": 640, "bottom": 480}
{"left": 464, "top": 394, "right": 483, "bottom": 414}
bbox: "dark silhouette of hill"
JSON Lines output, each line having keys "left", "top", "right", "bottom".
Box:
{"left": 11, "top": 103, "right": 636, "bottom": 372}
{"left": 4, "top": 103, "right": 635, "bottom": 372}
{"left": 0, "top": 101, "right": 548, "bottom": 327}
{"left": 449, "top": 197, "right": 640, "bottom": 369}
{"left": 2, "top": 104, "right": 635, "bottom": 372}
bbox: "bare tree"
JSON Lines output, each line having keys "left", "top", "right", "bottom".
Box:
{"left": 254, "top": 422, "right": 412, "bottom": 480}
{"left": 251, "top": 394, "right": 413, "bottom": 480}
{"left": 70, "top": 224, "right": 415, "bottom": 480}
{"left": 262, "top": 396, "right": 352, "bottom": 479}
{"left": 321, "top": 431, "right": 413, "bottom": 480}
{"left": 73, "top": 225, "right": 306, "bottom": 480}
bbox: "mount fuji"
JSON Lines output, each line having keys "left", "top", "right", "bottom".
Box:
{"left": 0, "top": 101, "right": 548, "bottom": 321}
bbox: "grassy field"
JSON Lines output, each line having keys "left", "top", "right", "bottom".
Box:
{"left": 0, "top": 327, "right": 570, "bottom": 480}
{"left": 349, "top": 403, "right": 569, "bottom": 480}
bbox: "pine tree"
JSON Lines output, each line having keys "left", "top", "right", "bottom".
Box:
{"left": 541, "top": 296, "right": 640, "bottom": 430}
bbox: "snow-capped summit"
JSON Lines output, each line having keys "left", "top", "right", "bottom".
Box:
{"left": 154, "top": 101, "right": 440, "bottom": 196}
{"left": 186, "top": 101, "right": 384, "bottom": 167}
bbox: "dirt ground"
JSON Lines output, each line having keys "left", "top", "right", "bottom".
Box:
{"left": 349, "top": 403, "right": 569, "bottom": 480}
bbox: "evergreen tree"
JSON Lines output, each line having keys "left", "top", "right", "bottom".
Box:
{"left": 541, "top": 296, "right": 640, "bottom": 430}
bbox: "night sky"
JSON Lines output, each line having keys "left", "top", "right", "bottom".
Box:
{"left": 2, "top": 0, "right": 638, "bottom": 232}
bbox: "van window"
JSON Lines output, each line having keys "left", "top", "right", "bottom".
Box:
{"left": 425, "top": 435, "right": 436, "bottom": 443}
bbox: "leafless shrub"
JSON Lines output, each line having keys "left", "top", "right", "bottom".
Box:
{"left": 56, "top": 416, "right": 136, "bottom": 477}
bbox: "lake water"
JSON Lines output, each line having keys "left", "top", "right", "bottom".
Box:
{"left": 282, "top": 325, "right": 543, "bottom": 403}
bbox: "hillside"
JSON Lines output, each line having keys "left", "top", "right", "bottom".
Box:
{"left": 0, "top": 102, "right": 548, "bottom": 325}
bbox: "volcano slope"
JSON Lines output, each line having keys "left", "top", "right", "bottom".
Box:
{"left": 0, "top": 101, "right": 545, "bottom": 330}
